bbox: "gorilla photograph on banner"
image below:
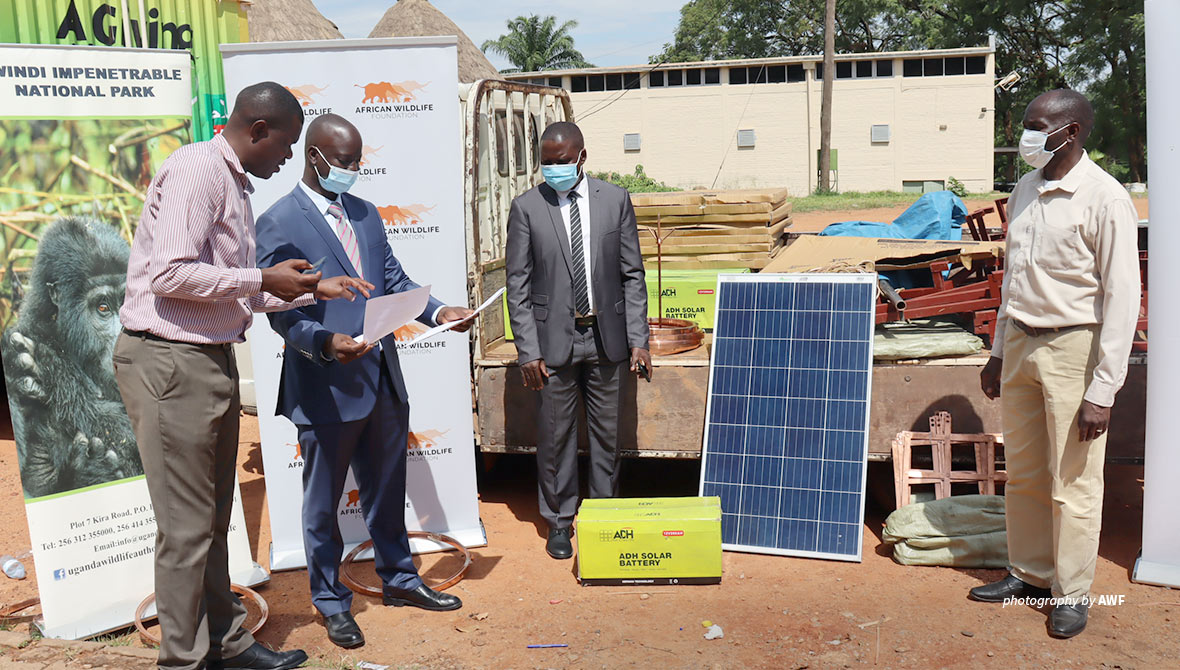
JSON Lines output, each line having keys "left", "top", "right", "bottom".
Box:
{"left": 0, "top": 116, "right": 191, "bottom": 500}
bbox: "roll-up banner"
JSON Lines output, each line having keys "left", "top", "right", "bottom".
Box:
{"left": 0, "top": 43, "right": 265, "bottom": 640}
{"left": 220, "top": 37, "right": 486, "bottom": 570}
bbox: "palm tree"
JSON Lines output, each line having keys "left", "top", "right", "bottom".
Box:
{"left": 481, "top": 15, "right": 593, "bottom": 73}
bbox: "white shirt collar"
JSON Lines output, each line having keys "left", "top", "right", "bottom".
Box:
{"left": 298, "top": 179, "right": 340, "bottom": 215}
{"left": 557, "top": 175, "right": 590, "bottom": 201}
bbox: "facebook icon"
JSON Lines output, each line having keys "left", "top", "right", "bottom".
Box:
{"left": 52, "top": 569, "right": 66, "bottom": 581}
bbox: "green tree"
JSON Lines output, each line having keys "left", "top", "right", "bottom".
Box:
{"left": 481, "top": 15, "right": 593, "bottom": 74}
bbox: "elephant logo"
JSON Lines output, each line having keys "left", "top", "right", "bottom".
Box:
{"left": 408, "top": 429, "right": 450, "bottom": 450}
{"left": 354, "top": 80, "right": 430, "bottom": 103}
{"left": 360, "top": 144, "right": 383, "bottom": 166}
{"left": 290, "top": 442, "right": 302, "bottom": 460}
{"left": 376, "top": 203, "right": 437, "bottom": 228}
{"left": 393, "top": 322, "right": 430, "bottom": 342}
{"left": 284, "top": 84, "right": 329, "bottom": 107}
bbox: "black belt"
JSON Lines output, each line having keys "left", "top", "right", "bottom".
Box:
{"left": 122, "top": 328, "right": 232, "bottom": 350}
{"left": 1011, "top": 319, "right": 1083, "bottom": 338}
{"left": 574, "top": 315, "right": 597, "bottom": 327}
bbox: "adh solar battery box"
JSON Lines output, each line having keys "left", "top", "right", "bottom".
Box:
{"left": 645, "top": 268, "right": 749, "bottom": 331}
{"left": 576, "top": 497, "right": 722, "bottom": 586}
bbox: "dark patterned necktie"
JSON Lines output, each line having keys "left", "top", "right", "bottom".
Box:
{"left": 568, "top": 192, "right": 591, "bottom": 316}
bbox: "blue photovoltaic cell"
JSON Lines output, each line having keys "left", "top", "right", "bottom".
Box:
{"left": 699, "top": 275, "right": 875, "bottom": 561}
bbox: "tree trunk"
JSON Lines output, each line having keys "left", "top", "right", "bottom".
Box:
{"left": 818, "top": 0, "right": 836, "bottom": 193}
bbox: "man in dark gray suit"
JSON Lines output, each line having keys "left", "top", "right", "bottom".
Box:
{"left": 506, "top": 121, "right": 651, "bottom": 559}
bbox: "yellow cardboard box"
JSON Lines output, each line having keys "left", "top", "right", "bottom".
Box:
{"left": 576, "top": 497, "right": 722, "bottom": 586}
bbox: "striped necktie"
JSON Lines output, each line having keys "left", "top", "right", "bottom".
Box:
{"left": 568, "top": 191, "right": 591, "bottom": 316}
{"left": 327, "top": 201, "right": 363, "bottom": 278}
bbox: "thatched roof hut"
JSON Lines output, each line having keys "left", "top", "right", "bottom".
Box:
{"left": 369, "top": 0, "right": 499, "bottom": 82}
{"left": 245, "top": 0, "right": 344, "bottom": 42}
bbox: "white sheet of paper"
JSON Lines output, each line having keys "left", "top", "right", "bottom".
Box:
{"left": 354, "top": 284, "right": 432, "bottom": 345}
{"left": 406, "top": 287, "right": 506, "bottom": 345}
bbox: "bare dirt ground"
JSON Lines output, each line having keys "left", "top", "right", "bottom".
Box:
{"left": 1, "top": 410, "right": 1178, "bottom": 670}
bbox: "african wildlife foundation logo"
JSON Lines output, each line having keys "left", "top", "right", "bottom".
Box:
{"left": 378, "top": 202, "right": 440, "bottom": 241}
{"left": 354, "top": 80, "right": 434, "bottom": 119}
{"left": 282, "top": 83, "right": 331, "bottom": 118}
{"left": 407, "top": 429, "right": 453, "bottom": 461}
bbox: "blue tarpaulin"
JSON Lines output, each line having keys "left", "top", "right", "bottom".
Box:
{"left": 818, "top": 191, "right": 967, "bottom": 241}
{"left": 818, "top": 192, "right": 969, "bottom": 288}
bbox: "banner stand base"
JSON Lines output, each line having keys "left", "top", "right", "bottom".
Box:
{"left": 1132, "top": 554, "right": 1180, "bottom": 589}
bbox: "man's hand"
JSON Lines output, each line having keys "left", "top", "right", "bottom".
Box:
{"left": 1078, "top": 400, "right": 1111, "bottom": 442}
{"left": 630, "top": 347, "right": 652, "bottom": 379}
{"left": 261, "top": 259, "right": 320, "bottom": 302}
{"left": 980, "top": 356, "right": 1002, "bottom": 400}
{"left": 521, "top": 358, "right": 549, "bottom": 391}
{"left": 323, "top": 333, "right": 374, "bottom": 365}
{"left": 437, "top": 306, "right": 476, "bottom": 333}
{"left": 315, "top": 276, "right": 374, "bottom": 302}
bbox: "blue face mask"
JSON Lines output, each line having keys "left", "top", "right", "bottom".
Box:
{"left": 313, "top": 146, "right": 359, "bottom": 194}
{"left": 542, "top": 151, "right": 584, "bottom": 192}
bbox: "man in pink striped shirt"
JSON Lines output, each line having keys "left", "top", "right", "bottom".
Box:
{"left": 113, "top": 82, "right": 370, "bottom": 670}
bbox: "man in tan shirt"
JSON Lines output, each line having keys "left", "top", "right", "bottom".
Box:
{"left": 969, "top": 89, "right": 1140, "bottom": 638}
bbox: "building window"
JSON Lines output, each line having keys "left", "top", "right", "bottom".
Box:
{"left": 605, "top": 73, "right": 623, "bottom": 90}
{"left": 966, "top": 56, "right": 987, "bottom": 74}
{"left": 836, "top": 61, "right": 853, "bottom": 79}
{"left": 787, "top": 64, "right": 805, "bottom": 82}
{"left": 624, "top": 72, "right": 641, "bottom": 90}
{"left": 571, "top": 75, "right": 587, "bottom": 92}
{"left": 856, "top": 60, "right": 873, "bottom": 78}
{"left": 650, "top": 70, "right": 665, "bottom": 87}
{"left": 704, "top": 67, "right": 721, "bottom": 84}
{"left": 589, "top": 74, "right": 606, "bottom": 91}
{"left": 945, "top": 57, "right": 965, "bottom": 75}
{"left": 876, "top": 59, "right": 893, "bottom": 77}
{"left": 668, "top": 69, "right": 683, "bottom": 86}
{"left": 549, "top": 76, "right": 563, "bottom": 88}
{"left": 686, "top": 68, "right": 702, "bottom": 85}
{"left": 902, "top": 59, "right": 922, "bottom": 77}
{"left": 751, "top": 65, "right": 769, "bottom": 84}
{"left": 923, "top": 58, "right": 944, "bottom": 76}
{"left": 729, "top": 67, "right": 747, "bottom": 85}
{"left": 815, "top": 63, "right": 824, "bottom": 80}
{"left": 768, "top": 65, "right": 786, "bottom": 83}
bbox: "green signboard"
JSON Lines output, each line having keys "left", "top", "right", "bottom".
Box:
{"left": 0, "top": 0, "right": 248, "bottom": 140}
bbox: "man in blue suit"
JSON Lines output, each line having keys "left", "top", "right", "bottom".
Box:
{"left": 255, "top": 114, "right": 473, "bottom": 650}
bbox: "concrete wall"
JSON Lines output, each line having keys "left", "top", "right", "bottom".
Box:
{"left": 514, "top": 53, "right": 995, "bottom": 196}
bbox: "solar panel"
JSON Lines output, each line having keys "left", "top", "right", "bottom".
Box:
{"left": 698, "top": 273, "right": 876, "bottom": 561}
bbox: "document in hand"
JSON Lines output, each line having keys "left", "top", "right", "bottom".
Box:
{"left": 404, "top": 287, "right": 506, "bottom": 345}
{"left": 354, "top": 285, "right": 432, "bottom": 345}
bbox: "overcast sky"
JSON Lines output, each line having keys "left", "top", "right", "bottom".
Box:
{"left": 310, "top": 0, "right": 685, "bottom": 71}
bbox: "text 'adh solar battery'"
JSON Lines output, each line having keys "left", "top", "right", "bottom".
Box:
{"left": 699, "top": 273, "right": 875, "bottom": 561}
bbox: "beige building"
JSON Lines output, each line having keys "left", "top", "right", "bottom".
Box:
{"left": 506, "top": 45, "right": 995, "bottom": 195}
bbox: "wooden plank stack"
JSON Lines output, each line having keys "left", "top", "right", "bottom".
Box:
{"left": 632, "top": 188, "right": 792, "bottom": 271}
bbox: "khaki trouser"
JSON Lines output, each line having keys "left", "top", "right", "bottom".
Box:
{"left": 1000, "top": 324, "right": 1107, "bottom": 601}
{"left": 113, "top": 332, "right": 254, "bottom": 670}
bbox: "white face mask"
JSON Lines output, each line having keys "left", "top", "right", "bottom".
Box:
{"left": 1019, "top": 125, "right": 1071, "bottom": 169}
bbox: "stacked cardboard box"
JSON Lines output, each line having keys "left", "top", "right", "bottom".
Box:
{"left": 632, "top": 188, "right": 792, "bottom": 271}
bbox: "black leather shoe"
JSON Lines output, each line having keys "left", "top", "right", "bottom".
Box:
{"left": 382, "top": 583, "right": 462, "bottom": 611}
{"left": 546, "top": 526, "right": 573, "bottom": 560}
{"left": 968, "top": 574, "right": 1051, "bottom": 603}
{"left": 210, "top": 642, "right": 308, "bottom": 670}
{"left": 1049, "top": 602, "right": 1089, "bottom": 638}
{"left": 323, "top": 611, "right": 364, "bottom": 649}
